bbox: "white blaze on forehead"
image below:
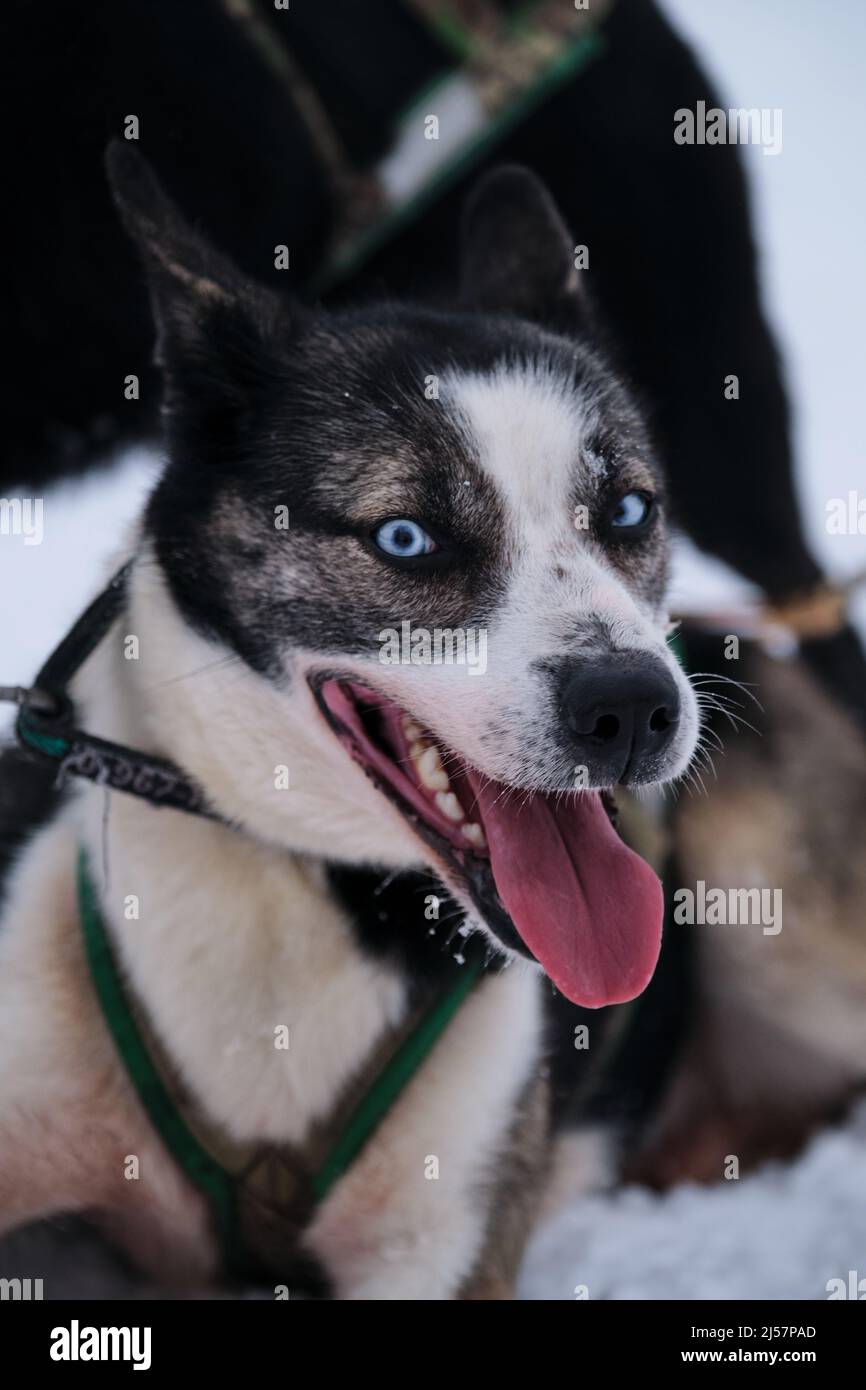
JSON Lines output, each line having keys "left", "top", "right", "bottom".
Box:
{"left": 441, "top": 360, "right": 603, "bottom": 526}
{"left": 439, "top": 361, "right": 664, "bottom": 648}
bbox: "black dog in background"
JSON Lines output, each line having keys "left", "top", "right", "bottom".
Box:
{"left": 5, "top": 0, "right": 863, "bottom": 730}
{"left": 1, "top": 0, "right": 863, "bottom": 1296}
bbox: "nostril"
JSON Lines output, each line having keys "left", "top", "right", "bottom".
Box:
{"left": 649, "top": 705, "right": 675, "bottom": 734}
{"left": 593, "top": 713, "right": 621, "bottom": 742}
{"left": 561, "top": 658, "right": 680, "bottom": 762}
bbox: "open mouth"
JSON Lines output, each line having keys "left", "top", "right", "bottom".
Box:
{"left": 313, "top": 677, "right": 664, "bottom": 1008}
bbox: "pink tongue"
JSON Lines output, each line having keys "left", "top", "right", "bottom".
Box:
{"left": 465, "top": 774, "right": 663, "bottom": 1007}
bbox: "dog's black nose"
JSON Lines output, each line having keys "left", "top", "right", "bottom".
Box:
{"left": 562, "top": 656, "right": 680, "bottom": 783}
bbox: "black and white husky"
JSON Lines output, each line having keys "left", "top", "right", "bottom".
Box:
{"left": 0, "top": 145, "right": 698, "bottom": 1299}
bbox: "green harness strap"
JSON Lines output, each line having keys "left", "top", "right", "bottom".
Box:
{"left": 312, "top": 957, "right": 481, "bottom": 1199}
{"left": 76, "top": 848, "right": 483, "bottom": 1281}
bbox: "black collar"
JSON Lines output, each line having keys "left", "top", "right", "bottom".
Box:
{"left": 6, "top": 564, "right": 216, "bottom": 818}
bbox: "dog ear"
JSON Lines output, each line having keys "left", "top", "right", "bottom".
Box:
{"left": 460, "top": 166, "right": 586, "bottom": 329}
{"left": 105, "top": 140, "right": 289, "bottom": 419}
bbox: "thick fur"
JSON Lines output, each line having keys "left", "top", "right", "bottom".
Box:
{"left": 0, "top": 156, "right": 698, "bottom": 1297}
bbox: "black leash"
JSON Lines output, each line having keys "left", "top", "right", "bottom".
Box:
{"left": 3, "top": 565, "right": 215, "bottom": 819}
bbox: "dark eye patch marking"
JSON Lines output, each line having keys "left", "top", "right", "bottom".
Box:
{"left": 149, "top": 308, "right": 542, "bottom": 676}
{"left": 147, "top": 300, "right": 672, "bottom": 676}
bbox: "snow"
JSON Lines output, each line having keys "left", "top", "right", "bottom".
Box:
{"left": 519, "top": 1104, "right": 866, "bottom": 1300}
{"left": 0, "top": 0, "right": 863, "bottom": 1301}
{"left": 0, "top": 448, "right": 157, "bottom": 734}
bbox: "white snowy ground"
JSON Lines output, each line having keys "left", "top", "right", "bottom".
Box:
{"left": 1, "top": 0, "right": 864, "bottom": 1300}
{"left": 519, "top": 1104, "right": 866, "bottom": 1302}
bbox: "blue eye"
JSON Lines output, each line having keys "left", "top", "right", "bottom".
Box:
{"left": 373, "top": 518, "right": 438, "bottom": 558}
{"left": 611, "top": 491, "right": 652, "bottom": 529}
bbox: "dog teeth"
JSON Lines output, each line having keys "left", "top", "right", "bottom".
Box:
{"left": 400, "top": 714, "right": 470, "bottom": 817}
{"left": 417, "top": 744, "right": 449, "bottom": 792}
{"left": 408, "top": 740, "right": 430, "bottom": 780}
{"left": 435, "top": 790, "right": 464, "bottom": 822}
{"left": 461, "top": 821, "right": 486, "bottom": 848}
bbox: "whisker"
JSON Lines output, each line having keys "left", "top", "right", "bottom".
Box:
{"left": 142, "top": 653, "right": 242, "bottom": 693}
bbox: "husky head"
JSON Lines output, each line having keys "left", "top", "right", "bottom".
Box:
{"left": 108, "top": 144, "right": 699, "bottom": 1008}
